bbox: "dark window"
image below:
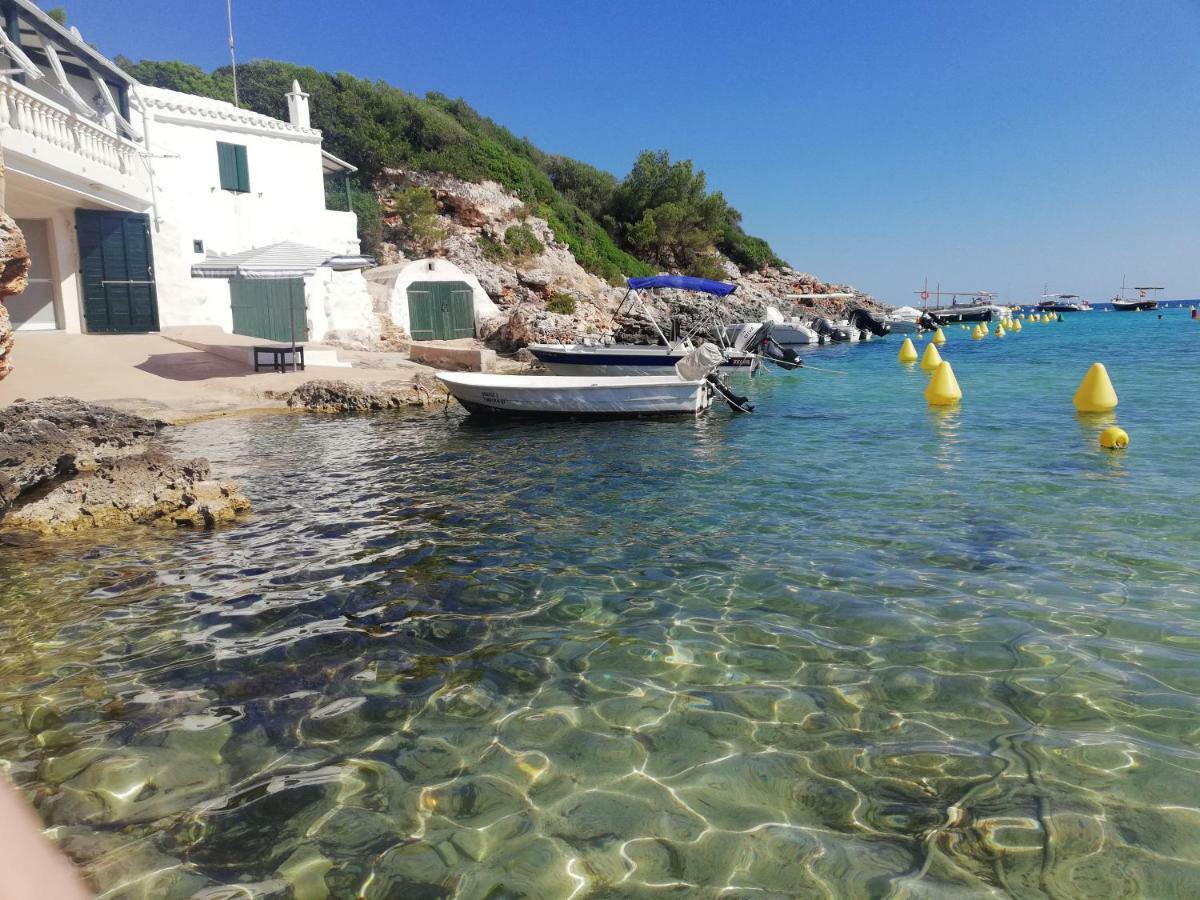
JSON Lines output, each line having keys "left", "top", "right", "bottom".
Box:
{"left": 193, "top": 239, "right": 205, "bottom": 254}
{"left": 216, "top": 142, "right": 250, "bottom": 193}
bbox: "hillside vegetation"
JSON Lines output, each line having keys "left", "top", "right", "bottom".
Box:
{"left": 120, "top": 59, "right": 786, "bottom": 282}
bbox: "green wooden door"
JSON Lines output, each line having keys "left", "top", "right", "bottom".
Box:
{"left": 406, "top": 281, "right": 474, "bottom": 340}
{"left": 76, "top": 210, "right": 160, "bottom": 333}
{"left": 230, "top": 278, "right": 308, "bottom": 343}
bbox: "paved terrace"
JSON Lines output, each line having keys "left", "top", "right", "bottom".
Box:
{"left": 0, "top": 331, "right": 441, "bottom": 423}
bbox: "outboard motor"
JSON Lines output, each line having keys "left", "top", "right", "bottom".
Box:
{"left": 706, "top": 374, "right": 754, "bottom": 413}
{"left": 813, "top": 317, "right": 852, "bottom": 343}
{"left": 760, "top": 339, "right": 803, "bottom": 371}
{"left": 847, "top": 306, "right": 892, "bottom": 337}
{"left": 918, "top": 311, "right": 947, "bottom": 330}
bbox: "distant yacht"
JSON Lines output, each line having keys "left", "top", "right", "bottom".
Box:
{"left": 1037, "top": 293, "right": 1092, "bottom": 312}
{"left": 911, "top": 282, "right": 1009, "bottom": 322}
{"left": 1112, "top": 282, "right": 1162, "bottom": 312}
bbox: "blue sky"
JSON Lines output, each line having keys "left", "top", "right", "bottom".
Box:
{"left": 64, "top": 0, "right": 1200, "bottom": 303}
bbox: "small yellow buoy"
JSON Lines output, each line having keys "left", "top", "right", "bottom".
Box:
{"left": 971, "top": 325, "right": 984, "bottom": 340}
{"left": 1099, "top": 426, "right": 1129, "bottom": 449}
{"left": 932, "top": 327, "right": 946, "bottom": 346}
{"left": 1012, "top": 319, "right": 1022, "bottom": 332}
{"left": 925, "top": 360, "right": 962, "bottom": 406}
{"left": 898, "top": 337, "right": 918, "bottom": 363}
{"left": 1073, "top": 362, "right": 1119, "bottom": 413}
{"left": 920, "top": 341, "right": 943, "bottom": 371}
{"left": 995, "top": 324, "right": 1006, "bottom": 337}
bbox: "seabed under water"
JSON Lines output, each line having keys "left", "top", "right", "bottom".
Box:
{"left": 1, "top": 309, "right": 1199, "bottom": 898}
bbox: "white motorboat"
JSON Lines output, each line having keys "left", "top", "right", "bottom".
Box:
{"left": 438, "top": 344, "right": 752, "bottom": 418}
{"left": 885, "top": 305, "right": 923, "bottom": 333}
{"left": 764, "top": 306, "right": 820, "bottom": 345}
{"left": 1037, "top": 293, "right": 1092, "bottom": 312}
{"left": 438, "top": 372, "right": 714, "bottom": 417}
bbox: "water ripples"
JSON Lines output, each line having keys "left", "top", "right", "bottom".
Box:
{"left": 1, "top": 313, "right": 1199, "bottom": 897}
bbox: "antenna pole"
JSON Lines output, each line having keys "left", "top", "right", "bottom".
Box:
{"left": 227, "top": 0, "right": 239, "bottom": 107}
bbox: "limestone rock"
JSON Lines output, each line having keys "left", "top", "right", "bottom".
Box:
{"left": 3, "top": 450, "right": 249, "bottom": 534}
{"left": 0, "top": 302, "right": 12, "bottom": 382}
{"left": 0, "top": 398, "right": 248, "bottom": 533}
{"left": 0, "top": 210, "right": 29, "bottom": 299}
{"left": 0, "top": 208, "right": 29, "bottom": 381}
{"left": 0, "top": 397, "right": 160, "bottom": 513}
{"left": 282, "top": 378, "right": 435, "bottom": 412}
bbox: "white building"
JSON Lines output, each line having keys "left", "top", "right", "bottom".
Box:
{"left": 0, "top": 0, "right": 374, "bottom": 344}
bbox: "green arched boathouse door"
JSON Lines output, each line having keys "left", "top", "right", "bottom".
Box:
{"left": 407, "top": 281, "right": 474, "bottom": 341}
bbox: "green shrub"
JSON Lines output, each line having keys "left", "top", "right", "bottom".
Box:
{"left": 478, "top": 234, "right": 510, "bottom": 262}
{"left": 546, "top": 292, "right": 576, "bottom": 314}
{"left": 504, "top": 223, "right": 544, "bottom": 258}
{"left": 391, "top": 187, "right": 445, "bottom": 254}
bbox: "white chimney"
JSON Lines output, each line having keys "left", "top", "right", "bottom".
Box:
{"left": 286, "top": 80, "right": 310, "bottom": 129}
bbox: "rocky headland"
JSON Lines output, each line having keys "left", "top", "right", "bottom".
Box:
{"left": 372, "top": 171, "right": 883, "bottom": 351}
{"left": 0, "top": 398, "right": 248, "bottom": 535}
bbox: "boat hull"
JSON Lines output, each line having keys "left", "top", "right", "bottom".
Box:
{"left": 529, "top": 344, "right": 753, "bottom": 377}
{"left": 768, "top": 323, "right": 820, "bottom": 345}
{"left": 437, "top": 372, "right": 713, "bottom": 417}
{"left": 1113, "top": 301, "right": 1158, "bottom": 311}
{"left": 923, "top": 306, "right": 995, "bottom": 323}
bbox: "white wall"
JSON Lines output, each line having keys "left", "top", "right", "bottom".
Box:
{"left": 139, "top": 86, "right": 362, "bottom": 332}
{"left": 366, "top": 258, "right": 500, "bottom": 337}
{"left": 304, "top": 269, "right": 378, "bottom": 346}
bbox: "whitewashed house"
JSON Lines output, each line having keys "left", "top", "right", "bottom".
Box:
{"left": 0, "top": 0, "right": 375, "bottom": 345}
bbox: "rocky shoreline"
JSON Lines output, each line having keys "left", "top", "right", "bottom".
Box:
{"left": 0, "top": 398, "right": 249, "bottom": 536}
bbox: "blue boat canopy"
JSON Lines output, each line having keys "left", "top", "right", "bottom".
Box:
{"left": 627, "top": 275, "right": 738, "bottom": 296}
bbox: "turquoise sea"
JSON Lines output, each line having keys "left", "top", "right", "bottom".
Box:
{"left": 1, "top": 308, "right": 1199, "bottom": 898}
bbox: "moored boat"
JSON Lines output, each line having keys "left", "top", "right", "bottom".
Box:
{"left": 438, "top": 344, "right": 754, "bottom": 418}
{"left": 438, "top": 372, "right": 715, "bottom": 417}
{"left": 529, "top": 275, "right": 759, "bottom": 376}
{"left": 1111, "top": 279, "right": 1163, "bottom": 311}
{"left": 1038, "top": 293, "right": 1093, "bottom": 312}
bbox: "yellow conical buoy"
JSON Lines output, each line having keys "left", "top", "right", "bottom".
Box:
{"left": 931, "top": 327, "right": 946, "bottom": 346}
{"left": 995, "top": 324, "right": 1006, "bottom": 337}
{"left": 1012, "top": 318, "right": 1022, "bottom": 332}
{"left": 898, "top": 337, "right": 918, "bottom": 363}
{"left": 1099, "top": 426, "right": 1129, "bottom": 449}
{"left": 971, "top": 325, "right": 984, "bottom": 340}
{"left": 925, "top": 360, "right": 962, "bottom": 406}
{"left": 1073, "top": 362, "right": 1118, "bottom": 412}
{"left": 920, "top": 341, "right": 943, "bottom": 371}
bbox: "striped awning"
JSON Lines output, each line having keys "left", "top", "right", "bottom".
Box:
{"left": 190, "top": 241, "right": 375, "bottom": 280}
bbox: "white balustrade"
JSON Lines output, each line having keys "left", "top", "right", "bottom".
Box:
{"left": 0, "top": 79, "right": 137, "bottom": 176}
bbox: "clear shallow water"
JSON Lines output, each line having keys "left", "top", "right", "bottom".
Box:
{"left": 1, "top": 310, "right": 1199, "bottom": 898}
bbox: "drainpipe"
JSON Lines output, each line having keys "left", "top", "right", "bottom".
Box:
{"left": 129, "top": 83, "right": 163, "bottom": 233}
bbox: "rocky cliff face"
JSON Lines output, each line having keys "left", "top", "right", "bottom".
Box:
{"left": 0, "top": 204, "right": 30, "bottom": 381}
{"left": 373, "top": 171, "right": 879, "bottom": 349}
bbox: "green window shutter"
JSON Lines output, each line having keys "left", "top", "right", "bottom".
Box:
{"left": 217, "top": 142, "right": 250, "bottom": 192}
{"left": 234, "top": 144, "right": 250, "bottom": 192}
{"left": 217, "top": 142, "right": 237, "bottom": 190}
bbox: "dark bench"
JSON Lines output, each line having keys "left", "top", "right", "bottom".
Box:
{"left": 253, "top": 345, "right": 305, "bottom": 373}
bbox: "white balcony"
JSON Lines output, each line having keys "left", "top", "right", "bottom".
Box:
{"left": 0, "top": 77, "right": 149, "bottom": 209}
